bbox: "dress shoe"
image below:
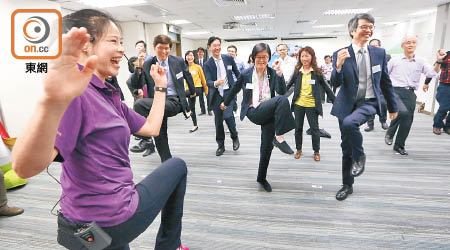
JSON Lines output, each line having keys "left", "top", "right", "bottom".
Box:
{"left": 272, "top": 138, "right": 294, "bottom": 155}
{"left": 189, "top": 126, "right": 198, "bottom": 133}
{"left": 0, "top": 205, "right": 24, "bottom": 217}
{"left": 381, "top": 122, "right": 389, "bottom": 130}
{"left": 294, "top": 150, "right": 302, "bottom": 159}
{"left": 208, "top": 110, "right": 213, "bottom": 116}
{"left": 384, "top": 134, "right": 393, "bottom": 145}
{"left": 393, "top": 146, "right": 408, "bottom": 155}
{"left": 232, "top": 137, "right": 240, "bottom": 151}
{"left": 258, "top": 180, "right": 272, "bottom": 192}
{"left": 445, "top": 128, "right": 450, "bottom": 135}
{"left": 313, "top": 152, "right": 320, "bottom": 162}
{"left": 130, "top": 139, "right": 152, "bottom": 153}
{"left": 142, "top": 144, "right": 155, "bottom": 157}
{"left": 433, "top": 127, "right": 442, "bottom": 135}
{"left": 364, "top": 125, "right": 374, "bottom": 132}
{"left": 335, "top": 185, "right": 353, "bottom": 201}
{"left": 216, "top": 147, "right": 225, "bottom": 156}
{"left": 351, "top": 154, "right": 365, "bottom": 177}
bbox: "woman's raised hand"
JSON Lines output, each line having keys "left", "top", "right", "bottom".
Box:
{"left": 43, "top": 27, "right": 98, "bottom": 105}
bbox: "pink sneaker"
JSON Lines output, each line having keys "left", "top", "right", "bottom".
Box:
{"left": 178, "top": 245, "right": 190, "bottom": 250}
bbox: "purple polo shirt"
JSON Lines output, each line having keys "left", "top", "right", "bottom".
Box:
{"left": 54, "top": 70, "right": 146, "bottom": 227}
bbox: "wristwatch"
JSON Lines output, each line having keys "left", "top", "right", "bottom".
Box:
{"left": 155, "top": 86, "right": 167, "bottom": 93}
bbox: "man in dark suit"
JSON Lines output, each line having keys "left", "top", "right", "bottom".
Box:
{"left": 330, "top": 13, "right": 398, "bottom": 201}
{"left": 131, "top": 34, "right": 196, "bottom": 162}
{"left": 203, "top": 36, "right": 240, "bottom": 156}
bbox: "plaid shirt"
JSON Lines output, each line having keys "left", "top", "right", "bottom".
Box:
{"left": 440, "top": 51, "right": 450, "bottom": 83}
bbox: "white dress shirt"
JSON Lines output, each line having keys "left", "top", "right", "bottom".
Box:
{"left": 214, "top": 55, "right": 229, "bottom": 89}
{"left": 279, "top": 55, "right": 297, "bottom": 83}
{"left": 352, "top": 43, "right": 375, "bottom": 98}
{"left": 387, "top": 55, "right": 438, "bottom": 90}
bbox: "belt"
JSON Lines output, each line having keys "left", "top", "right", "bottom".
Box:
{"left": 364, "top": 98, "right": 377, "bottom": 102}
{"left": 394, "top": 86, "right": 415, "bottom": 91}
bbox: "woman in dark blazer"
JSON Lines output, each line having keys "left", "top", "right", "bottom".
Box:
{"left": 220, "top": 43, "right": 295, "bottom": 192}
{"left": 286, "top": 46, "right": 335, "bottom": 161}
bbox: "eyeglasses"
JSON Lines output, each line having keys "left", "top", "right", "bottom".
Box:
{"left": 358, "top": 25, "right": 375, "bottom": 31}
{"left": 277, "top": 49, "right": 288, "bottom": 52}
{"left": 255, "top": 56, "right": 269, "bottom": 61}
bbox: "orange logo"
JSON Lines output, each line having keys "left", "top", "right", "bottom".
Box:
{"left": 11, "top": 9, "right": 62, "bottom": 59}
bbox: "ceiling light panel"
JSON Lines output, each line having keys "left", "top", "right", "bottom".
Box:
{"left": 323, "top": 8, "right": 373, "bottom": 15}
{"left": 78, "top": 0, "right": 146, "bottom": 8}
{"left": 169, "top": 20, "right": 191, "bottom": 25}
{"left": 232, "top": 14, "right": 276, "bottom": 21}
{"left": 215, "top": 0, "right": 247, "bottom": 7}
{"left": 312, "top": 24, "right": 345, "bottom": 29}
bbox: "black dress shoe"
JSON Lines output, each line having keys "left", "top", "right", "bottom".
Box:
{"left": 335, "top": 185, "right": 353, "bottom": 201}
{"left": 232, "top": 137, "right": 240, "bottom": 151}
{"left": 385, "top": 134, "right": 393, "bottom": 145}
{"left": 189, "top": 126, "right": 198, "bottom": 133}
{"left": 393, "top": 146, "right": 408, "bottom": 155}
{"left": 272, "top": 138, "right": 294, "bottom": 154}
{"left": 208, "top": 110, "right": 213, "bottom": 116}
{"left": 258, "top": 180, "right": 272, "bottom": 192}
{"left": 351, "top": 154, "right": 366, "bottom": 177}
{"left": 216, "top": 147, "right": 225, "bottom": 156}
{"left": 130, "top": 139, "right": 152, "bottom": 153}
{"left": 381, "top": 122, "right": 389, "bottom": 130}
{"left": 142, "top": 144, "right": 155, "bottom": 157}
{"left": 364, "top": 126, "right": 374, "bottom": 132}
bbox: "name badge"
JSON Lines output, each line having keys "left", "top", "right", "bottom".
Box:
{"left": 246, "top": 83, "right": 254, "bottom": 89}
{"left": 223, "top": 85, "right": 230, "bottom": 90}
{"left": 309, "top": 80, "right": 315, "bottom": 85}
{"left": 372, "top": 65, "right": 381, "bottom": 73}
{"left": 227, "top": 65, "right": 232, "bottom": 70}
{"left": 191, "top": 71, "right": 197, "bottom": 75}
{"left": 176, "top": 72, "right": 183, "bottom": 79}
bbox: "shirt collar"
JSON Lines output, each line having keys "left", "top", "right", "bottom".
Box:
{"left": 157, "top": 57, "right": 169, "bottom": 65}
{"left": 401, "top": 54, "right": 416, "bottom": 62}
{"left": 78, "top": 64, "right": 109, "bottom": 90}
{"left": 352, "top": 43, "right": 368, "bottom": 54}
{"left": 300, "top": 66, "right": 314, "bottom": 74}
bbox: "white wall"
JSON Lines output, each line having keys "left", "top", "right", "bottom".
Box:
{"left": 0, "top": 0, "right": 61, "bottom": 136}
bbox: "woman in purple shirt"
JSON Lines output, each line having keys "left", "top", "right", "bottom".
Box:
{"left": 12, "top": 9, "right": 189, "bottom": 250}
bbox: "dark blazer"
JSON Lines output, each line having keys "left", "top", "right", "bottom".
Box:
{"left": 203, "top": 54, "right": 240, "bottom": 107}
{"left": 131, "top": 55, "right": 195, "bottom": 114}
{"left": 223, "top": 66, "right": 286, "bottom": 121}
{"left": 330, "top": 44, "right": 398, "bottom": 120}
{"left": 286, "top": 69, "right": 335, "bottom": 116}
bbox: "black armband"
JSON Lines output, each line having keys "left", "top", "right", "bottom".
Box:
{"left": 155, "top": 86, "right": 167, "bottom": 93}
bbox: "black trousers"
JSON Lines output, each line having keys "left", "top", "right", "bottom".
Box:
{"left": 246, "top": 96, "right": 295, "bottom": 181}
{"left": 195, "top": 87, "right": 206, "bottom": 114}
{"left": 386, "top": 88, "right": 416, "bottom": 148}
{"left": 213, "top": 91, "right": 238, "bottom": 148}
{"left": 134, "top": 96, "right": 183, "bottom": 162}
{"left": 294, "top": 105, "right": 320, "bottom": 152}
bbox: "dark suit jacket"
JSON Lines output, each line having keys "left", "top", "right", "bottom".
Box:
{"left": 223, "top": 66, "right": 286, "bottom": 121}
{"left": 203, "top": 54, "right": 240, "bottom": 107}
{"left": 131, "top": 55, "right": 195, "bottom": 114}
{"left": 286, "top": 69, "right": 335, "bottom": 116}
{"left": 330, "top": 44, "right": 398, "bottom": 120}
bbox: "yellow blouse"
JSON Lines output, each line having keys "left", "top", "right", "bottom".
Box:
{"left": 185, "top": 63, "right": 208, "bottom": 95}
{"left": 295, "top": 67, "right": 315, "bottom": 107}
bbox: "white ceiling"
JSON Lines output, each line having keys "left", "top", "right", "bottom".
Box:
{"left": 52, "top": 0, "right": 449, "bottom": 40}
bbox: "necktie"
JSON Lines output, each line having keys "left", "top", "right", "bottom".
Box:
{"left": 356, "top": 48, "right": 367, "bottom": 103}
{"left": 200, "top": 59, "right": 203, "bottom": 67}
{"left": 161, "top": 60, "right": 169, "bottom": 79}
{"left": 216, "top": 59, "right": 224, "bottom": 97}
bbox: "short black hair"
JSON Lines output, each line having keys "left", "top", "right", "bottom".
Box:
{"left": 227, "top": 45, "right": 237, "bottom": 53}
{"left": 135, "top": 40, "right": 146, "bottom": 48}
{"left": 369, "top": 38, "right": 381, "bottom": 46}
{"left": 128, "top": 56, "right": 138, "bottom": 73}
{"left": 197, "top": 47, "right": 205, "bottom": 53}
{"left": 276, "top": 43, "right": 288, "bottom": 51}
{"left": 207, "top": 36, "right": 221, "bottom": 47}
{"left": 324, "top": 55, "right": 332, "bottom": 60}
{"left": 184, "top": 50, "right": 194, "bottom": 65}
{"left": 251, "top": 43, "right": 271, "bottom": 62}
{"left": 62, "top": 9, "right": 120, "bottom": 44}
{"left": 348, "top": 13, "right": 375, "bottom": 38}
